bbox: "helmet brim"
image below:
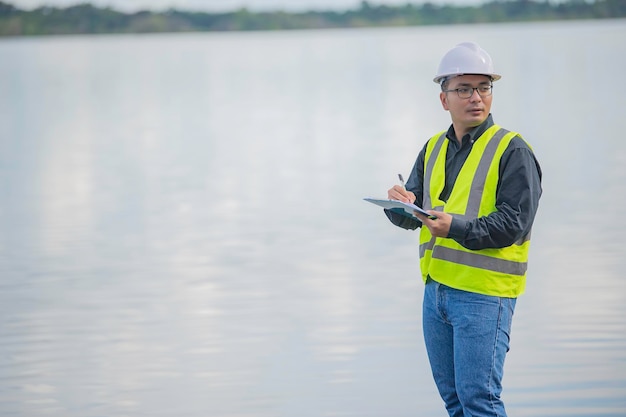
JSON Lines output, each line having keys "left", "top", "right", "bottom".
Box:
{"left": 434, "top": 73, "right": 502, "bottom": 84}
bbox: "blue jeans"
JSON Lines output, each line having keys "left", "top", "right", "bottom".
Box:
{"left": 422, "top": 278, "right": 516, "bottom": 417}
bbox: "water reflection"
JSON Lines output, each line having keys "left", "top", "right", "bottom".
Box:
{"left": 1, "top": 20, "right": 626, "bottom": 417}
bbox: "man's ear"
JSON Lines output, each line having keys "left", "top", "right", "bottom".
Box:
{"left": 440, "top": 91, "right": 449, "bottom": 111}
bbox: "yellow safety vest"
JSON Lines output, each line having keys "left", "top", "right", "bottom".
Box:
{"left": 419, "top": 125, "right": 531, "bottom": 297}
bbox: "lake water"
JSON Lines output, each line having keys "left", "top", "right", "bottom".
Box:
{"left": 1, "top": 19, "right": 626, "bottom": 417}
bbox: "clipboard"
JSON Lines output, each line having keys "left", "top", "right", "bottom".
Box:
{"left": 363, "top": 198, "right": 436, "bottom": 220}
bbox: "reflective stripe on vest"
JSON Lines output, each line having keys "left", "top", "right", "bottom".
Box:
{"left": 432, "top": 246, "right": 527, "bottom": 276}
{"left": 426, "top": 127, "right": 508, "bottom": 218}
{"left": 422, "top": 132, "right": 447, "bottom": 212}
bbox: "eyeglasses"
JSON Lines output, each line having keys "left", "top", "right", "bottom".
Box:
{"left": 443, "top": 85, "right": 493, "bottom": 99}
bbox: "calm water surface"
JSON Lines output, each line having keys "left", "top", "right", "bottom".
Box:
{"left": 1, "top": 19, "right": 626, "bottom": 416}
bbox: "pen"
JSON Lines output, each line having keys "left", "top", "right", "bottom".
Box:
{"left": 398, "top": 173, "right": 405, "bottom": 189}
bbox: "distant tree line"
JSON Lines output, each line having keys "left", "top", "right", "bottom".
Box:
{"left": 0, "top": 0, "right": 624, "bottom": 36}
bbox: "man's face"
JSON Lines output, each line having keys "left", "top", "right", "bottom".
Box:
{"left": 440, "top": 74, "right": 493, "bottom": 134}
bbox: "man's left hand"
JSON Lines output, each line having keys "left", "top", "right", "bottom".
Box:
{"left": 415, "top": 210, "right": 452, "bottom": 238}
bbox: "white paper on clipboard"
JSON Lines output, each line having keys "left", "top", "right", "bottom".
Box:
{"left": 363, "top": 198, "right": 436, "bottom": 219}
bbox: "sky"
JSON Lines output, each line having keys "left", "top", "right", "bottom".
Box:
{"left": 10, "top": 0, "right": 486, "bottom": 13}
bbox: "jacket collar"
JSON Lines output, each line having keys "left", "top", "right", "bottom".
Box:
{"left": 446, "top": 114, "right": 495, "bottom": 145}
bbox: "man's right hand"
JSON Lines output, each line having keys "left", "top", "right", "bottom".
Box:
{"left": 387, "top": 185, "right": 416, "bottom": 204}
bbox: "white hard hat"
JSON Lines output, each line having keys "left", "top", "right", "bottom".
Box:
{"left": 433, "top": 42, "right": 501, "bottom": 84}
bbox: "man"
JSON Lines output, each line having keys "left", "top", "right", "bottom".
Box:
{"left": 385, "top": 42, "right": 542, "bottom": 416}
